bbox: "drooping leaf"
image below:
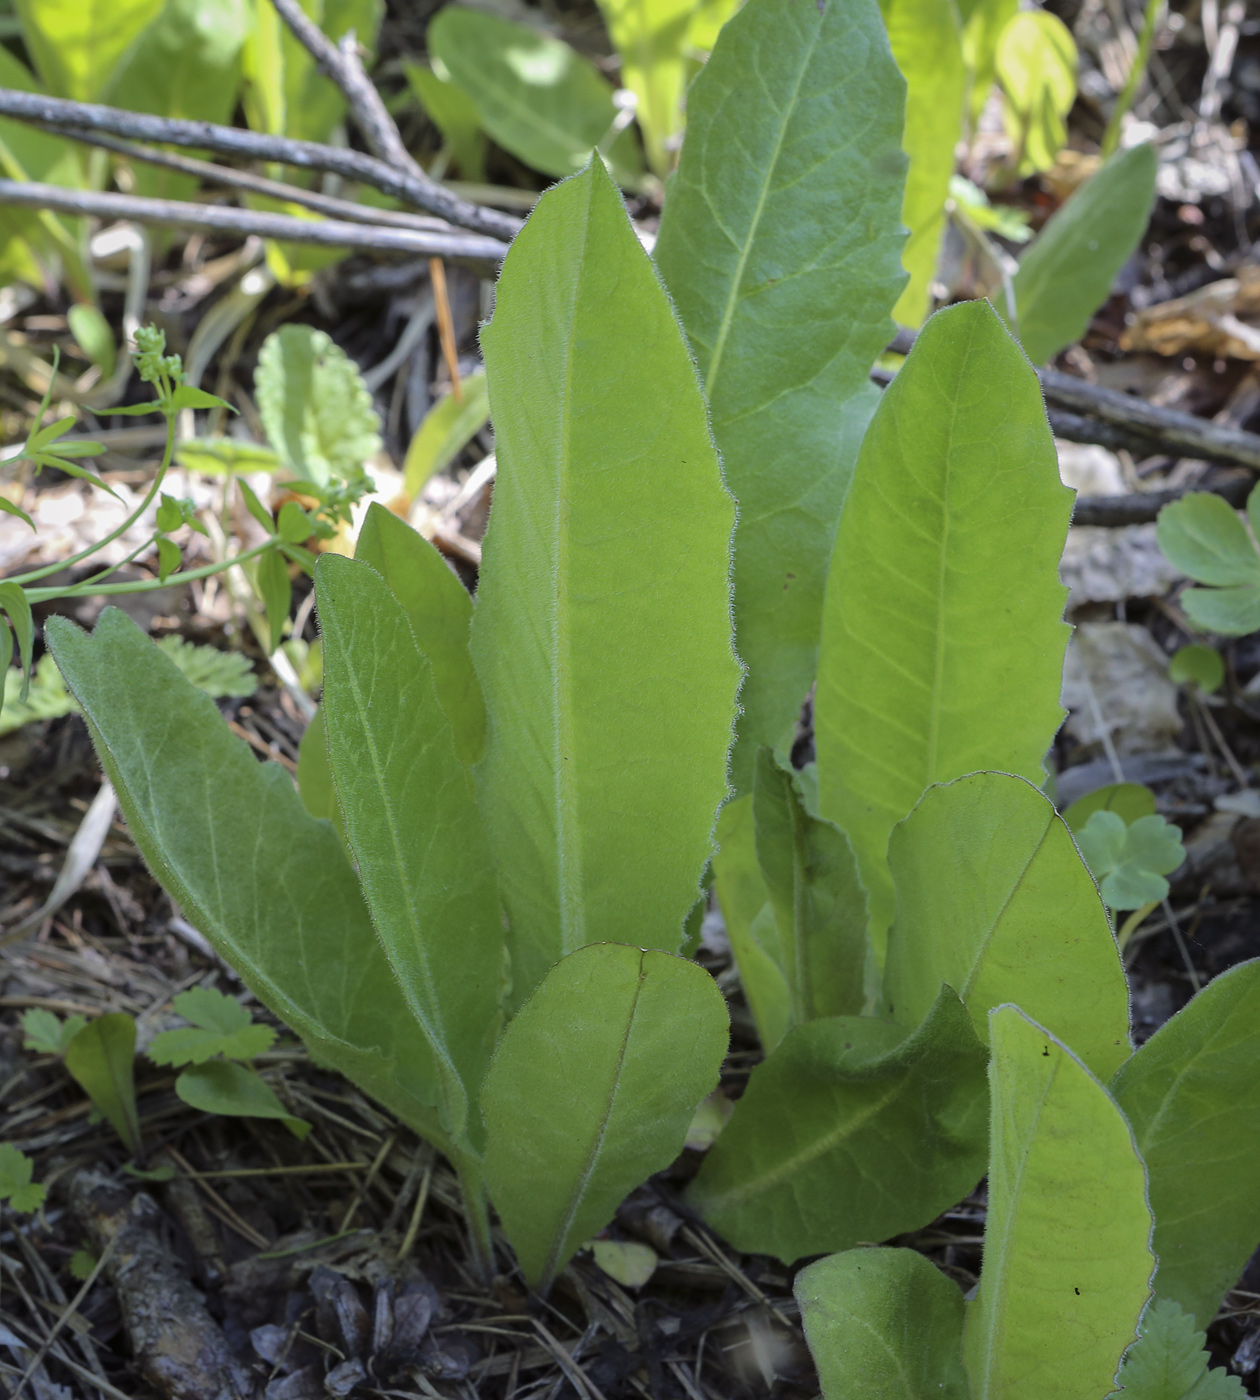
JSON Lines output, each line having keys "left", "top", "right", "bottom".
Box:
{"left": 175, "top": 1060, "right": 311, "bottom": 1139}
{"left": 147, "top": 987, "right": 276, "bottom": 1067}
{"left": 64, "top": 1014, "right": 142, "bottom": 1156}
{"left": 0, "top": 1144, "right": 47, "bottom": 1213}
{"left": 655, "top": 0, "right": 907, "bottom": 792}
{"left": 884, "top": 772, "right": 1132, "bottom": 1079}
{"left": 46, "top": 609, "right": 451, "bottom": 1151}
{"left": 815, "top": 300, "right": 1071, "bottom": 952}
{"left": 1110, "top": 959, "right": 1260, "bottom": 1328}
{"left": 255, "top": 324, "right": 382, "bottom": 487}
{"left": 995, "top": 10, "right": 1077, "bottom": 175}
{"left": 317, "top": 554, "right": 504, "bottom": 1141}
{"left": 1169, "top": 644, "right": 1225, "bottom": 695}
{"left": 1011, "top": 143, "right": 1157, "bottom": 364}
{"left": 687, "top": 987, "right": 989, "bottom": 1262}
{"left": 1107, "top": 1299, "right": 1246, "bottom": 1400}
{"left": 1062, "top": 782, "right": 1157, "bottom": 833}
{"left": 796, "top": 1248, "right": 969, "bottom": 1400}
{"left": 1156, "top": 488, "right": 1260, "bottom": 635}
{"left": 404, "top": 59, "right": 487, "bottom": 181}
{"left": 15, "top": 0, "right": 164, "bottom": 100}
{"left": 469, "top": 159, "right": 739, "bottom": 1006}
{"left": 752, "top": 748, "right": 867, "bottom": 1026}
{"left": 355, "top": 502, "right": 485, "bottom": 766}
{"left": 21, "top": 1008, "right": 87, "bottom": 1055}
{"left": 592, "top": 0, "right": 691, "bottom": 175}
{"left": 481, "top": 943, "right": 729, "bottom": 1288}
{"left": 962, "top": 1007, "right": 1153, "bottom": 1400}
{"left": 401, "top": 371, "right": 491, "bottom": 497}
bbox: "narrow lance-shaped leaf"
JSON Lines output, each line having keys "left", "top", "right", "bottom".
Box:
{"left": 1110, "top": 958, "right": 1260, "bottom": 1329}
{"left": 46, "top": 609, "right": 451, "bottom": 1151}
{"left": 884, "top": 771, "right": 1131, "bottom": 1079}
{"left": 481, "top": 943, "right": 729, "bottom": 1289}
{"left": 64, "top": 1014, "right": 142, "bottom": 1157}
{"left": 815, "top": 300, "right": 1072, "bottom": 952}
{"left": 796, "top": 1248, "right": 969, "bottom": 1400}
{"left": 317, "top": 554, "right": 503, "bottom": 1143}
{"left": 654, "top": 0, "right": 908, "bottom": 792}
{"left": 470, "top": 158, "right": 740, "bottom": 1006}
{"left": 962, "top": 1007, "right": 1153, "bottom": 1400}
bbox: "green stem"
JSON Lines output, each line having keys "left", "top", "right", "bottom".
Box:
{"left": 1101, "top": 0, "right": 1163, "bottom": 158}
{"left": 23, "top": 536, "right": 280, "bottom": 603}
{"left": 451, "top": 1148, "right": 495, "bottom": 1282}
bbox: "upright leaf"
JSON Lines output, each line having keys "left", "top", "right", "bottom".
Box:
{"left": 64, "top": 1015, "right": 142, "bottom": 1156}
{"left": 15, "top": 0, "right": 164, "bottom": 100}
{"left": 405, "top": 60, "right": 487, "bottom": 181}
{"left": 355, "top": 502, "right": 485, "bottom": 765}
{"left": 481, "top": 943, "right": 728, "bottom": 1288}
{"left": 1012, "top": 144, "right": 1157, "bottom": 364}
{"left": 1110, "top": 959, "right": 1260, "bottom": 1328}
{"left": 470, "top": 159, "right": 739, "bottom": 1005}
{"left": 815, "top": 300, "right": 1071, "bottom": 949}
{"left": 797, "top": 1248, "right": 969, "bottom": 1400}
{"left": 1107, "top": 1300, "right": 1246, "bottom": 1400}
{"left": 47, "top": 610, "right": 450, "bottom": 1150}
{"left": 592, "top": 0, "right": 691, "bottom": 175}
{"left": 401, "top": 372, "right": 491, "bottom": 497}
{"left": 995, "top": 11, "right": 1076, "bottom": 175}
{"left": 654, "top": 0, "right": 908, "bottom": 791}
{"left": 884, "top": 772, "right": 1131, "bottom": 1079}
{"left": 687, "top": 988, "right": 988, "bottom": 1262}
{"left": 962, "top": 1007, "right": 1153, "bottom": 1400}
{"left": 317, "top": 555, "right": 503, "bottom": 1140}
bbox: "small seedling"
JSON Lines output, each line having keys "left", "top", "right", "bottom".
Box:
{"left": 0, "top": 1143, "right": 46, "bottom": 1213}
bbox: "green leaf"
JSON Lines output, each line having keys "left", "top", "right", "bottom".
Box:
{"left": 1062, "top": 782, "right": 1157, "bottom": 833}
{"left": 277, "top": 501, "right": 312, "bottom": 544}
{"left": 255, "top": 324, "right": 382, "bottom": 487}
{"left": 355, "top": 502, "right": 485, "bottom": 766}
{"left": 1157, "top": 488, "right": 1260, "bottom": 635}
{"left": 815, "top": 300, "right": 1071, "bottom": 953}
{"left": 21, "top": 1007, "right": 87, "bottom": 1055}
{"left": 1011, "top": 144, "right": 1157, "bottom": 364}
{"left": 176, "top": 437, "right": 282, "bottom": 475}
{"left": 962, "top": 1006, "right": 1153, "bottom": 1400}
{"left": 687, "top": 987, "right": 989, "bottom": 1262}
{"left": 316, "top": 553, "right": 504, "bottom": 1141}
{"left": 295, "top": 704, "right": 341, "bottom": 829}
{"left": 68, "top": 303, "right": 116, "bottom": 378}
{"left": 256, "top": 548, "right": 291, "bottom": 653}
{"left": 962, "top": 0, "right": 1018, "bottom": 123}
{"left": 591, "top": 0, "right": 691, "bottom": 175}
{"left": 0, "top": 1143, "right": 47, "bottom": 1213}
{"left": 15, "top": 0, "right": 164, "bottom": 100}
{"left": 0, "top": 496, "right": 36, "bottom": 531}
{"left": 237, "top": 477, "right": 276, "bottom": 532}
{"left": 0, "top": 581, "right": 35, "bottom": 700}
{"left": 168, "top": 383, "right": 236, "bottom": 413}
{"left": 752, "top": 748, "right": 867, "bottom": 1026}
{"left": 64, "top": 1014, "right": 142, "bottom": 1156}
{"left": 590, "top": 1238, "right": 657, "bottom": 1289}
{"left": 1075, "top": 810, "right": 1185, "bottom": 911}
{"left": 404, "top": 59, "right": 487, "bottom": 181}
{"left": 175, "top": 1060, "right": 311, "bottom": 1139}
{"left": 481, "top": 942, "right": 729, "bottom": 1288}
{"left": 147, "top": 986, "right": 276, "bottom": 1067}
{"left": 469, "top": 159, "right": 740, "bottom": 1006}
{"left": 655, "top": 0, "right": 907, "bottom": 790}
{"left": 154, "top": 635, "right": 256, "bottom": 698}
{"left": 796, "top": 1248, "right": 969, "bottom": 1400}
{"left": 428, "top": 8, "right": 637, "bottom": 182}
{"left": 46, "top": 608, "right": 452, "bottom": 1151}
{"left": 1108, "top": 1300, "right": 1246, "bottom": 1400}
{"left": 882, "top": 0, "right": 966, "bottom": 326}
{"left": 401, "top": 372, "right": 490, "bottom": 498}
{"left": 157, "top": 536, "right": 180, "bottom": 582}
{"left": 884, "top": 772, "right": 1132, "bottom": 1079}
{"left": 1169, "top": 644, "right": 1225, "bottom": 695}
{"left": 950, "top": 174, "right": 1033, "bottom": 242}
{"left": 1111, "top": 959, "right": 1260, "bottom": 1328}
{"left": 995, "top": 11, "right": 1077, "bottom": 175}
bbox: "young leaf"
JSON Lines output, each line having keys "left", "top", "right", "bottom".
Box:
{"left": 481, "top": 943, "right": 729, "bottom": 1289}
{"left": 752, "top": 748, "right": 867, "bottom": 1026}
{"left": 815, "top": 300, "right": 1071, "bottom": 952}
{"left": 0, "top": 496, "right": 36, "bottom": 530}
{"left": 995, "top": 11, "right": 1077, "bottom": 175}
{"left": 147, "top": 987, "right": 276, "bottom": 1067}
{"left": 1110, "top": 959, "right": 1260, "bottom": 1328}
{"left": 1074, "top": 811, "right": 1185, "bottom": 910}
{"left": 1156, "top": 488, "right": 1260, "bottom": 634}
{"left": 962, "top": 1007, "right": 1153, "bottom": 1400}
{"left": 64, "top": 1014, "right": 142, "bottom": 1156}
{"left": 796, "top": 1248, "right": 969, "bottom": 1400}
{"left": 655, "top": 0, "right": 908, "bottom": 790}
{"left": 46, "top": 609, "right": 453, "bottom": 1151}
{"left": 15, "top": 0, "right": 164, "bottom": 101}
{"left": 317, "top": 554, "right": 504, "bottom": 1141}
{"left": 404, "top": 59, "right": 487, "bottom": 181}
{"left": 687, "top": 987, "right": 988, "bottom": 1262}
{"left": 21, "top": 1007, "right": 87, "bottom": 1054}
{"left": 175, "top": 1061, "right": 311, "bottom": 1139}
{"left": 237, "top": 477, "right": 276, "bottom": 533}
{"left": 256, "top": 547, "right": 291, "bottom": 653}
{"left": 884, "top": 772, "right": 1132, "bottom": 1079}
{"left": 1169, "top": 644, "right": 1224, "bottom": 695}
{"left": 1011, "top": 143, "right": 1157, "bottom": 364}
{"left": 470, "top": 159, "right": 740, "bottom": 1006}
{"left": 355, "top": 502, "right": 485, "bottom": 766}
{"left": 154, "top": 635, "right": 256, "bottom": 698}
{"left": 1062, "top": 782, "right": 1157, "bottom": 833}
{"left": 1107, "top": 1299, "right": 1246, "bottom": 1400}
{"left": 591, "top": 0, "right": 691, "bottom": 175}
{"left": 401, "top": 371, "right": 490, "bottom": 497}
{"left": 0, "top": 581, "right": 34, "bottom": 698}
{"left": 157, "top": 537, "right": 180, "bottom": 582}
{"left": 0, "top": 1143, "right": 47, "bottom": 1213}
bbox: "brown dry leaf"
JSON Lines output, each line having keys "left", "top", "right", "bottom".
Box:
{"left": 1121, "top": 264, "right": 1260, "bottom": 359}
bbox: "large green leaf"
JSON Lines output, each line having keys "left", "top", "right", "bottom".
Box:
{"left": 687, "top": 988, "right": 988, "bottom": 1262}
{"left": 655, "top": 0, "right": 907, "bottom": 792}
{"left": 46, "top": 609, "right": 447, "bottom": 1149}
{"left": 1012, "top": 143, "right": 1157, "bottom": 364}
{"left": 883, "top": 772, "right": 1131, "bottom": 1079}
{"left": 1110, "top": 959, "right": 1260, "bottom": 1328}
{"left": 355, "top": 502, "right": 486, "bottom": 766}
{"left": 469, "top": 159, "right": 739, "bottom": 1007}
{"left": 317, "top": 555, "right": 503, "bottom": 1142}
{"left": 1107, "top": 1299, "right": 1246, "bottom": 1400}
{"left": 963, "top": 1007, "right": 1153, "bottom": 1400}
{"left": 592, "top": 0, "right": 691, "bottom": 175}
{"left": 15, "top": 0, "right": 164, "bottom": 100}
{"left": 815, "top": 300, "right": 1071, "bottom": 951}
{"left": 882, "top": 0, "right": 967, "bottom": 327}
{"left": 796, "top": 1248, "right": 969, "bottom": 1400}
{"left": 481, "top": 943, "right": 728, "bottom": 1288}
{"left": 753, "top": 748, "right": 866, "bottom": 1026}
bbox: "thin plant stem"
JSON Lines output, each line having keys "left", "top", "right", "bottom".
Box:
{"left": 22, "top": 536, "right": 280, "bottom": 603}
{"left": 451, "top": 1148, "right": 496, "bottom": 1282}
{"left": 1101, "top": 0, "right": 1164, "bottom": 157}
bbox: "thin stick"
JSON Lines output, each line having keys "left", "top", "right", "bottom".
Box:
{"left": 430, "top": 258, "right": 464, "bottom": 403}
{"left": 396, "top": 1161, "right": 434, "bottom": 1263}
